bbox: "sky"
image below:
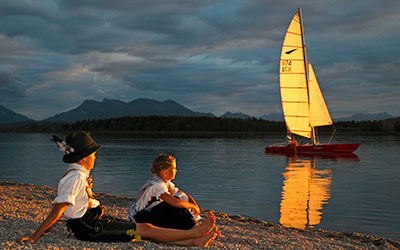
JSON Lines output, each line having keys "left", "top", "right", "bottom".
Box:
{"left": 0, "top": 0, "right": 399, "bottom": 120}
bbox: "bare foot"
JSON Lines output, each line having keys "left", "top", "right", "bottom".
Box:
{"left": 193, "top": 227, "right": 219, "bottom": 248}
{"left": 196, "top": 211, "right": 215, "bottom": 236}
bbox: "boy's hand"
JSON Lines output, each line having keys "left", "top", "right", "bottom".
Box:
{"left": 16, "top": 203, "right": 69, "bottom": 245}
{"left": 190, "top": 204, "right": 200, "bottom": 216}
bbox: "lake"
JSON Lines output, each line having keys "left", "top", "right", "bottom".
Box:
{"left": 0, "top": 132, "right": 399, "bottom": 240}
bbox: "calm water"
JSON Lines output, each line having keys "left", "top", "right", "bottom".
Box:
{"left": 0, "top": 133, "right": 399, "bottom": 240}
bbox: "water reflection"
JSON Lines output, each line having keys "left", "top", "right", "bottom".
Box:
{"left": 279, "top": 153, "right": 359, "bottom": 229}
{"left": 279, "top": 156, "right": 332, "bottom": 229}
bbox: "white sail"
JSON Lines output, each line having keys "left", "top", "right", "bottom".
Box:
{"left": 279, "top": 9, "right": 332, "bottom": 140}
{"left": 280, "top": 10, "right": 311, "bottom": 138}
{"left": 308, "top": 61, "right": 333, "bottom": 127}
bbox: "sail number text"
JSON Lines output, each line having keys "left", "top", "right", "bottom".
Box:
{"left": 281, "top": 60, "right": 292, "bottom": 73}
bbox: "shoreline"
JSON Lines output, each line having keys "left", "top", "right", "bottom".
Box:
{"left": 1, "top": 130, "right": 399, "bottom": 140}
{"left": 1, "top": 181, "right": 399, "bottom": 249}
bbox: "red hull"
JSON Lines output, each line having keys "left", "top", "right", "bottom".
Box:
{"left": 265, "top": 143, "right": 360, "bottom": 155}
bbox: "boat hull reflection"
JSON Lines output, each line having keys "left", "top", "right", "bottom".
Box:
{"left": 266, "top": 151, "right": 360, "bottom": 161}
{"left": 265, "top": 143, "right": 360, "bottom": 155}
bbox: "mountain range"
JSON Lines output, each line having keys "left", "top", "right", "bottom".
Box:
{"left": 0, "top": 105, "right": 32, "bottom": 124}
{"left": 221, "top": 112, "right": 252, "bottom": 119}
{"left": 334, "top": 112, "right": 393, "bottom": 122}
{"left": 0, "top": 98, "right": 396, "bottom": 124}
{"left": 43, "top": 98, "right": 215, "bottom": 122}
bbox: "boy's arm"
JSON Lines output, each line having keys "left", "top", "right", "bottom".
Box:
{"left": 179, "top": 190, "right": 198, "bottom": 207}
{"left": 16, "top": 202, "right": 69, "bottom": 244}
{"left": 160, "top": 193, "right": 200, "bottom": 216}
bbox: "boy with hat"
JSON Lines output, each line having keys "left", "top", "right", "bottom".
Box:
{"left": 16, "top": 131, "right": 219, "bottom": 247}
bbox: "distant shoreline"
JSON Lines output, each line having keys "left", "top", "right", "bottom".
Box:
{"left": 1, "top": 180, "right": 399, "bottom": 249}
{"left": 0, "top": 130, "right": 289, "bottom": 139}
{"left": 1, "top": 115, "right": 399, "bottom": 136}
{"left": 1, "top": 129, "right": 399, "bottom": 138}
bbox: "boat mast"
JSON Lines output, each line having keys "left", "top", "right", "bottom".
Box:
{"left": 298, "top": 8, "right": 316, "bottom": 144}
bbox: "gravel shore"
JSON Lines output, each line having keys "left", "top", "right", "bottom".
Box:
{"left": 1, "top": 180, "right": 399, "bottom": 249}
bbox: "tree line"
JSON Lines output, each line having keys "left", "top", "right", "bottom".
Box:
{"left": 62, "top": 116, "right": 399, "bottom": 133}
{"left": 2, "top": 115, "right": 400, "bottom": 133}
{"left": 61, "top": 116, "right": 285, "bottom": 132}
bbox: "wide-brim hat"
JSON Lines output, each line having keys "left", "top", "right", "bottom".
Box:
{"left": 62, "top": 131, "right": 101, "bottom": 163}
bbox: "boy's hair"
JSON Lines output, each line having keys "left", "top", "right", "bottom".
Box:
{"left": 151, "top": 154, "right": 176, "bottom": 175}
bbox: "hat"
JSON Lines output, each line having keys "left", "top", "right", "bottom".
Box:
{"left": 61, "top": 131, "right": 101, "bottom": 163}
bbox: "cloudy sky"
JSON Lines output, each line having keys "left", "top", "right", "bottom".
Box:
{"left": 0, "top": 0, "right": 399, "bottom": 120}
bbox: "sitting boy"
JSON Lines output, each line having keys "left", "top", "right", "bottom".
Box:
{"left": 129, "top": 154, "right": 201, "bottom": 229}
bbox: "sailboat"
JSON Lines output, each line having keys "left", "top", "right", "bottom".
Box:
{"left": 265, "top": 8, "right": 360, "bottom": 155}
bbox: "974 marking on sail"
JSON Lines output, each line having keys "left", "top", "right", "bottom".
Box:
{"left": 281, "top": 60, "right": 292, "bottom": 72}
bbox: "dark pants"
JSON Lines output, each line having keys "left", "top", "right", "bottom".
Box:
{"left": 67, "top": 206, "right": 139, "bottom": 242}
{"left": 133, "top": 202, "right": 196, "bottom": 230}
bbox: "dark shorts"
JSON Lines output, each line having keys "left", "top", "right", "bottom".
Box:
{"left": 134, "top": 202, "right": 196, "bottom": 230}
{"left": 67, "top": 205, "right": 139, "bottom": 242}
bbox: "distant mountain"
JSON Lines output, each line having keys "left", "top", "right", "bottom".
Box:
{"left": 0, "top": 105, "right": 32, "bottom": 124}
{"left": 43, "top": 98, "right": 215, "bottom": 122}
{"left": 258, "top": 113, "right": 284, "bottom": 122}
{"left": 220, "top": 111, "right": 252, "bottom": 119}
{"left": 334, "top": 112, "right": 393, "bottom": 122}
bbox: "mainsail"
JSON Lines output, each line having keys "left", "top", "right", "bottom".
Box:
{"left": 279, "top": 9, "right": 332, "bottom": 141}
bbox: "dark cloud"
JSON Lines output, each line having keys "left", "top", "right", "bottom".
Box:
{"left": 0, "top": 65, "right": 26, "bottom": 98}
{"left": 0, "top": 0, "right": 399, "bottom": 119}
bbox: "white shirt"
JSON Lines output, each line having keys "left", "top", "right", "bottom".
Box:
{"left": 54, "top": 163, "right": 100, "bottom": 219}
{"left": 128, "top": 175, "right": 179, "bottom": 221}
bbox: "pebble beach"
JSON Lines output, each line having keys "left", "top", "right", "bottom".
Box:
{"left": 1, "top": 181, "right": 399, "bottom": 250}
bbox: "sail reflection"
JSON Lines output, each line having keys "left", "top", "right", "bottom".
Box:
{"left": 279, "top": 156, "right": 331, "bottom": 229}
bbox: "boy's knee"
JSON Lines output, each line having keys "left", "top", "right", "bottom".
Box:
{"left": 135, "top": 222, "right": 155, "bottom": 238}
